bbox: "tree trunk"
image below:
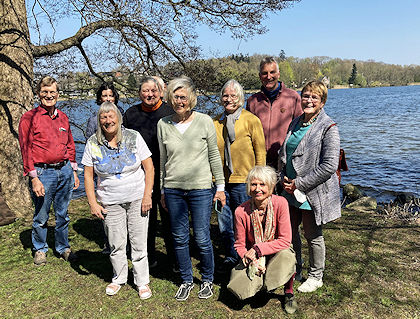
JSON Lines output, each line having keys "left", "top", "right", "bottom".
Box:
{"left": 0, "top": 0, "right": 34, "bottom": 218}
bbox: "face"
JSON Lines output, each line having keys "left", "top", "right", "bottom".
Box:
{"left": 140, "top": 81, "right": 160, "bottom": 108}
{"left": 250, "top": 178, "right": 272, "bottom": 203}
{"left": 172, "top": 88, "right": 190, "bottom": 117}
{"left": 99, "top": 110, "right": 119, "bottom": 137}
{"left": 222, "top": 86, "right": 241, "bottom": 114}
{"left": 100, "top": 89, "right": 115, "bottom": 103}
{"left": 38, "top": 83, "right": 59, "bottom": 109}
{"left": 301, "top": 90, "right": 324, "bottom": 120}
{"left": 259, "top": 62, "right": 280, "bottom": 91}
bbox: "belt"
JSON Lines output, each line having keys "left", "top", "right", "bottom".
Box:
{"left": 35, "top": 160, "right": 68, "bottom": 169}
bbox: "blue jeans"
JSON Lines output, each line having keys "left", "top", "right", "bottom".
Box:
{"left": 217, "top": 183, "right": 249, "bottom": 263}
{"left": 164, "top": 188, "right": 214, "bottom": 283}
{"left": 31, "top": 161, "right": 74, "bottom": 254}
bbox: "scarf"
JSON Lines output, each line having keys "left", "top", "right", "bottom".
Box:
{"left": 247, "top": 196, "right": 276, "bottom": 279}
{"left": 262, "top": 82, "right": 281, "bottom": 103}
{"left": 141, "top": 99, "right": 162, "bottom": 112}
{"left": 223, "top": 106, "right": 242, "bottom": 174}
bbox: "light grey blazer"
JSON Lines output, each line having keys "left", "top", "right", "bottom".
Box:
{"left": 278, "top": 109, "right": 341, "bottom": 225}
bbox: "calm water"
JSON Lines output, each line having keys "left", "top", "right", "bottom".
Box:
{"left": 63, "top": 86, "right": 420, "bottom": 202}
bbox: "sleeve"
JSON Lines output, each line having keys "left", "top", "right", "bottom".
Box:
{"left": 86, "top": 115, "right": 97, "bottom": 140}
{"left": 250, "top": 116, "right": 266, "bottom": 166}
{"left": 136, "top": 132, "right": 152, "bottom": 161}
{"left": 18, "top": 112, "right": 36, "bottom": 177}
{"left": 206, "top": 117, "right": 224, "bottom": 186}
{"left": 233, "top": 205, "right": 249, "bottom": 259}
{"left": 295, "top": 124, "right": 340, "bottom": 192}
{"left": 254, "top": 196, "right": 292, "bottom": 256}
{"left": 81, "top": 140, "right": 93, "bottom": 167}
{"left": 157, "top": 120, "right": 167, "bottom": 190}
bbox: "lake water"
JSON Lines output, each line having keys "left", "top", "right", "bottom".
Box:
{"left": 62, "top": 85, "right": 420, "bottom": 202}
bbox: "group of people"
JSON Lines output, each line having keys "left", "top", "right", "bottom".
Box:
{"left": 18, "top": 56, "right": 341, "bottom": 314}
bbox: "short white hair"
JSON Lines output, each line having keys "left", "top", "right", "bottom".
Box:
{"left": 219, "top": 79, "right": 245, "bottom": 108}
{"left": 246, "top": 166, "right": 278, "bottom": 195}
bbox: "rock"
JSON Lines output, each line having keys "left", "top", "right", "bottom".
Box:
{"left": 343, "top": 183, "right": 365, "bottom": 201}
{"left": 394, "top": 193, "right": 414, "bottom": 205}
{"left": 346, "top": 196, "right": 377, "bottom": 210}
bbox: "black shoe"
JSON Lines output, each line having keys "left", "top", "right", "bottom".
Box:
{"left": 216, "top": 259, "right": 237, "bottom": 274}
{"left": 284, "top": 294, "right": 298, "bottom": 314}
{"left": 198, "top": 282, "right": 213, "bottom": 299}
{"left": 175, "top": 282, "right": 194, "bottom": 301}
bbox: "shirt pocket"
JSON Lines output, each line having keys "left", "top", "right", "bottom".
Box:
{"left": 58, "top": 127, "right": 69, "bottom": 144}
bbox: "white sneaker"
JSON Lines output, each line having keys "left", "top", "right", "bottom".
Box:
{"left": 297, "top": 277, "right": 323, "bottom": 293}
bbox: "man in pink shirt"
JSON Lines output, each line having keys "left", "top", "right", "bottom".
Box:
{"left": 246, "top": 57, "right": 302, "bottom": 169}
{"left": 19, "top": 76, "right": 80, "bottom": 265}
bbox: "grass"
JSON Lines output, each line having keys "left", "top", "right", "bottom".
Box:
{"left": 0, "top": 197, "right": 419, "bottom": 319}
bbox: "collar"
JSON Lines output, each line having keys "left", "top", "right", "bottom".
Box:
{"left": 39, "top": 105, "right": 58, "bottom": 119}
{"left": 261, "top": 82, "right": 282, "bottom": 101}
{"left": 141, "top": 99, "right": 162, "bottom": 112}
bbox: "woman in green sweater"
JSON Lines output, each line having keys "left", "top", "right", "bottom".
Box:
{"left": 157, "top": 77, "right": 225, "bottom": 301}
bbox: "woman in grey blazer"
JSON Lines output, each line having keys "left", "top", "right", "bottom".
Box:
{"left": 278, "top": 80, "right": 341, "bottom": 293}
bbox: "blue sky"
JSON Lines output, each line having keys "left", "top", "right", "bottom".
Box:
{"left": 30, "top": 0, "right": 420, "bottom": 66}
{"left": 196, "top": 0, "right": 420, "bottom": 66}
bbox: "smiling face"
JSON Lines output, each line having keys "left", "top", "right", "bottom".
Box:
{"left": 301, "top": 89, "right": 325, "bottom": 122}
{"left": 259, "top": 62, "right": 280, "bottom": 91}
{"left": 99, "top": 110, "right": 119, "bottom": 138}
{"left": 38, "top": 83, "right": 59, "bottom": 110}
{"left": 100, "top": 89, "right": 115, "bottom": 103}
{"left": 250, "top": 178, "right": 273, "bottom": 203}
{"left": 222, "top": 86, "right": 241, "bottom": 114}
{"left": 140, "top": 81, "right": 160, "bottom": 108}
{"left": 171, "top": 87, "right": 190, "bottom": 117}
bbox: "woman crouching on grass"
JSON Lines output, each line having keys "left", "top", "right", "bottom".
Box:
{"left": 227, "top": 166, "right": 297, "bottom": 314}
{"left": 82, "top": 101, "right": 154, "bottom": 299}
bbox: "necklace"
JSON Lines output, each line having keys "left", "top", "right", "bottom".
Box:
{"left": 301, "top": 114, "right": 318, "bottom": 127}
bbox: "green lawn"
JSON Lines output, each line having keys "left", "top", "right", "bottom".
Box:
{"left": 0, "top": 198, "right": 419, "bottom": 318}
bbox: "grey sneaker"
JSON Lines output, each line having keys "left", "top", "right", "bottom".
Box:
{"left": 61, "top": 248, "right": 77, "bottom": 262}
{"left": 198, "top": 281, "right": 213, "bottom": 299}
{"left": 175, "top": 282, "right": 194, "bottom": 301}
{"left": 284, "top": 294, "right": 298, "bottom": 314}
{"left": 34, "top": 251, "right": 47, "bottom": 265}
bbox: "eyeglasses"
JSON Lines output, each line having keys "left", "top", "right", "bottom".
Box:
{"left": 40, "top": 90, "right": 58, "bottom": 96}
{"left": 222, "top": 94, "right": 238, "bottom": 100}
{"left": 141, "top": 89, "right": 159, "bottom": 94}
{"left": 302, "top": 94, "right": 320, "bottom": 101}
{"left": 174, "top": 95, "right": 188, "bottom": 102}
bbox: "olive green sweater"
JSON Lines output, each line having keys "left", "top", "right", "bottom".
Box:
{"left": 157, "top": 112, "right": 225, "bottom": 190}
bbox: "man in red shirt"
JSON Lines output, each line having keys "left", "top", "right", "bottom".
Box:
{"left": 246, "top": 57, "right": 303, "bottom": 169}
{"left": 18, "top": 76, "right": 80, "bottom": 265}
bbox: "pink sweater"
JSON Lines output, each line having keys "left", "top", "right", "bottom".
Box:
{"left": 234, "top": 195, "right": 292, "bottom": 258}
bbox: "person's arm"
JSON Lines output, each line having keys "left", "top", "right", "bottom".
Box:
{"left": 206, "top": 119, "right": 226, "bottom": 205}
{"left": 141, "top": 157, "right": 154, "bottom": 215}
{"left": 84, "top": 165, "right": 106, "bottom": 219}
{"left": 86, "top": 115, "right": 97, "bottom": 140}
{"left": 254, "top": 197, "right": 292, "bottom": 255}
{"left": 233, "top": 205, "right": 249, "bottom": 260}
{"left": 157, "top": 120, "right": 168, "bottom": 210}
{"left": 251, "top": 116, "right": 266, "bottom": 166}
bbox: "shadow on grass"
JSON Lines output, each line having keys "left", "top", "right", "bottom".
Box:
{"left": 19, "top": 225, "right": 57, "bottom": 253}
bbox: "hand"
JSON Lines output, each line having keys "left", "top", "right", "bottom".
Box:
{"left": 213, "top": 190, "right": 226, "bottom": 206}
{"left": 90, "top": 202, "right": 107, "bottom": 220}
{"left": 31, "top": 177, "right": 45, "bottom": 197}
{"left": 141, "top": 195, "right": 152, "bottom": 215}
{"left": 73, "top": 171, "right": 80, "bottom": 190}
{"left": 242, "top": 248, "right": 257, "bottom": 266}
{"left": 160, "top": 194, "right": 167, "bottom": 211}
{"left": 282, "top": 176, "right": 296, "bottom": 194}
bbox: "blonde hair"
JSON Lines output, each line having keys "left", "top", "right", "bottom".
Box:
{"left": 246, "top": 166, "right": 278, "bottom": 196}
{"left": 165, "top": 76, "right": 197, "bottom": 111}
{"left": 301, "top": 80, "right": 328, "bottom": 105}
{"left": 96, "top": 102, "right": 123, "bottom": 145}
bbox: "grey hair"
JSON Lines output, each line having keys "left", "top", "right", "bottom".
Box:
{"left": 139, "top": 76, "right": 160, "bottom": 92}
{"left": 259, "top": 56, "right": 279, "bottom": 74}
{"left": 152, "top": 76, "right": 165, "bottom": 94}
{"left": 246, "top": 166, "right": 278, "bottom": 196}
{"left": 219, "top": 79, "right": 245, "bottom": 108}
{"left": 96, "top": 101, "right": 123, "bottom": 145}
{"left": 165, "top": 76, "right": 197, "bottom": 111}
